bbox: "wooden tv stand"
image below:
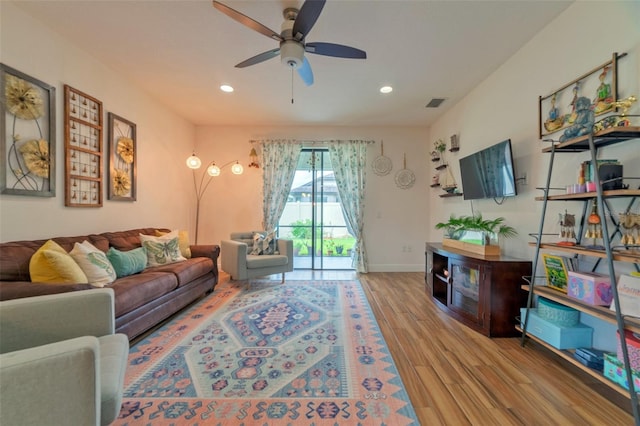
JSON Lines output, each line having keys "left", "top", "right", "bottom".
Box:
{"left": 425, "top": 243, "right": 531, "bottom": 337}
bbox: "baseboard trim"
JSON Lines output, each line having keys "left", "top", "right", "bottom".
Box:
{"left": 366, "top": 264, "right": 424, "bottom": 273}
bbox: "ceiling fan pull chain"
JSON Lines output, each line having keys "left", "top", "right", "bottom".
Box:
{"left": 291, "top": 68, "right": 295, "bottom": 104}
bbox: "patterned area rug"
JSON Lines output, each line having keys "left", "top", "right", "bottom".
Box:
{"left": 114, "top": 280, "right": 418, "bottom": 425}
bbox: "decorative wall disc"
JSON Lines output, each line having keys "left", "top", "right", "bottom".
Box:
{"left": 372, "top": 140, "right": 392, "bottom": 176}
{"left": 395, "top": 153, "right": 415, "bottom": 189}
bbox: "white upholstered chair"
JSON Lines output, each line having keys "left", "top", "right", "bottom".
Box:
{"left": 221, "top": 231, "right": 294, "bottom": 283}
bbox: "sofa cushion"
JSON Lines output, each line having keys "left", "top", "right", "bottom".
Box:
{"left": 110, "top": 272, "right": 178, "bottom": 317}
{"left": 69, "top": 241, "right": 117, "bottom": 287}
{"left": 246, "top": 254, "right": 288, "bottom": 269}
{"left": 230, "top": 231, "right": 258, "bottom": 255}
{"left": 29, "top": 240, "right": 88, "bottom": 284}
{"left": 144, "top": 257, "right": 213, "bottom": 288}
{"left": 101, "top": 228, "right": 166, "bottom": 252}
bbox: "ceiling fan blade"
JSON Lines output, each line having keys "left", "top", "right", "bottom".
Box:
{"left": 297, "top": 57, "right": 314, "bottom": 86}
{"left": 212, "top": 1, "right": 283, "bottom": 42}
{"left": 292, "top": 0, "right": 326, "bottom": 40}
{"left": 235, "top": 48, "right": 280, "bottom": 68}
{"left": 305, "top": 42, "right": 367, "bottom": 59}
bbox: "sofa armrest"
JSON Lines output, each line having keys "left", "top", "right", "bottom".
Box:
{"left": 220, "top": 239, "right": 248, "bottom": 278}
{"left": 190, "top": 244, "right": 220, "bottom": 262}
{"left": 277, "top": 239, "right": 294, "bottom": 262}
{"left": 0, "top": 336, "right": 100, "bottom": 426}
{"left": 0, "top": 288, "right": 115, "bottom": 354}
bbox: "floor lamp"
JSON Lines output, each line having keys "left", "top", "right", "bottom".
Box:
{"left": 186, "top": 154, "right": 243, "bottom": 243}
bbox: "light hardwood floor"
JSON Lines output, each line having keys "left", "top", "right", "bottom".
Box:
{"left": 359, "top": 272, "right": 633, "bottom": 426}
{"left": 220, "top": 271, "right": 634, "bottom": 425}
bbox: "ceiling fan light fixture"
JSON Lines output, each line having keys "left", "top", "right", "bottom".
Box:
{"left": 280, "top": 41, "right": 304, "bottom": 69}
{"left": 380, "top": 86, "right": 393, "bottom": 94}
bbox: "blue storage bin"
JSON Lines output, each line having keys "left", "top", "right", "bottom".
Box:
{"left": 521, "top": 308, "right": 592, "bottom": 349}
{"left": 537, "top": 297, "right": 579, "bottom": 327}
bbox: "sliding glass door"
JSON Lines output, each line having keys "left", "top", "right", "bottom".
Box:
{"left": 278, "top": 149, "right": 354, "bottom": 270}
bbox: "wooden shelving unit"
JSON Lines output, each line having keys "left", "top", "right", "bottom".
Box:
{"left": 522, "top": 126, "right": 640, "bottom": 418}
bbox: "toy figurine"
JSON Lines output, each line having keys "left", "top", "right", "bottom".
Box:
{"left": 560, "top": 96, "right": 595, "bottom": 142}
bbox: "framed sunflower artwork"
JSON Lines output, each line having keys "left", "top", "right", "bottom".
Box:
{"left": 107, "top": 113, "right": 136, "bottom": 201}
{"left": 64, "top": 85, "right": 103, "bottom": 207}
{"left": 0, "top": 64, "right": 56, "bottom": 197}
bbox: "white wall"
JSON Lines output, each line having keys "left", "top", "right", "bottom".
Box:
{"left": 429, "top": 1, "right": 640, "bottom": 266}
{"left": 0, "top": 3, "right": 196, "bottom": 241}
{"left": 194, "top": 126, "right": 430, "bottom": 271}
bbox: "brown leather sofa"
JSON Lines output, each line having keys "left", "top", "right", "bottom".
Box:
{"left": 0, "top": 228, "right": 219, "bottom": 340}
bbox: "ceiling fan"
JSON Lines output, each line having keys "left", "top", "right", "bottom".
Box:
{"left": 212, "top": 0, "right": 367, "bottom": 86}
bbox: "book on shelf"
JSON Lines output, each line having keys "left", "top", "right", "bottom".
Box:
{"left": 580, "top": 159, "right": 619, "bottom": 184}
{"left": 542, "top": 253, "right": 571, "bottom": 292}
{"left": 610, "top": 274, "right": 640, "bottom": 318}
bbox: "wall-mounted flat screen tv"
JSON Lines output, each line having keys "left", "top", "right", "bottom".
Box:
{"left": 459, "top": 139, "right": 517, "bottom": 200}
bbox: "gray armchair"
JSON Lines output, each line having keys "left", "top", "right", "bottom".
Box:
{"left": 0, "top": 289, "right": 129, "bottom": 426}
{"left": 221, "top": 231, "right": 294, "bottom": 282}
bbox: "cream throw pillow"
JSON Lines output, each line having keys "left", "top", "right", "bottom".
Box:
{"left": 69, "top": 241, "right": 117, "bottom": 287}
{"left": 155, "top": 229, "right": 191, "bottom": 258}
{"left": 140, "top": 230, "right": 186, "bottom": 267}
{"left": 29, "top": 240, "right": 88, "bottom": 284}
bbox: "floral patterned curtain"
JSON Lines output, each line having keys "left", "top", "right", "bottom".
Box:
{"left": 328, "top": 140, "right": 370, "bottom": 273}
{"left": 260, "top": 140, "right": 301, "bottom": 233}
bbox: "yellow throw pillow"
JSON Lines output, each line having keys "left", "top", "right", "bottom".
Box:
{"left": 29, "top": 240, "right": 88, "bottom": 284}
{"left": 155, "top": 229, "right": 191, "bottom": 258}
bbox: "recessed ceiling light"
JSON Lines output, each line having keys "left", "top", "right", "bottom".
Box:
{"left": 220, "top": 84, "right": 234, "bottom": 93}
{"left": 380, "top": 86, "right": 393, "bottom": 94}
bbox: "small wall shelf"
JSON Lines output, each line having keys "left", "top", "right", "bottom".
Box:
{"left": 439, "top": 192, "right": 463, "bottom": 198}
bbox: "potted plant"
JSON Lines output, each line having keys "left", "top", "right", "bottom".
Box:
{"left": 325, "top": 239, "right": 335, "bottom": 256}
{"left": 431, "top": 139, "right": 446, "bottom": 162}
{"left": 435, "top": 213, "right": 517, "bottom": 255}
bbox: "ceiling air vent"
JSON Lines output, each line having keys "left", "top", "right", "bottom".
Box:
{"left": 425, "top": 98, "right": 445, "bottom": 108}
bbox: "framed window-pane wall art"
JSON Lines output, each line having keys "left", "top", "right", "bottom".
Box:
{"left": 0, "top": 63, "right": 56, "bottom": 197}
{"left": 64, "top": 84, "right": 103, "bottom": 207}
{"left": 107, "top": 112, "right": 136, "bottom": 201}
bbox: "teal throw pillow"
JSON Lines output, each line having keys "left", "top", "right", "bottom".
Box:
{"left": 107, "top": 247, "right": 148, "bottom": 278}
